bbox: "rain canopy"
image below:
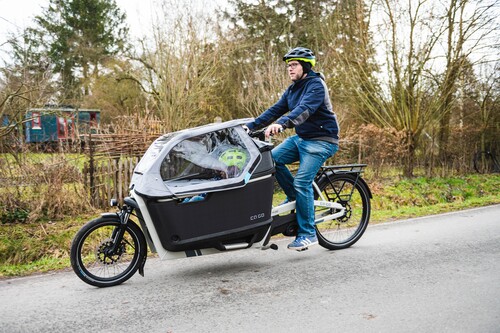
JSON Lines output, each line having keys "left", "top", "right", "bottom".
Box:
{"left": 131, "top": 119, "right": 262, "bottom": 198}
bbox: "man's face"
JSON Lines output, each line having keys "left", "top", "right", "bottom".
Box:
{"left": 287, "top": 61, "right": 303, "bottom": 81}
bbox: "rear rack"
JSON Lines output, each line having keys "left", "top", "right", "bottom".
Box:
{"left": 316, "top": 163, "right": 372, "bottom": 200}
{"left": 320, "top": 164, "right": 367, "bottom": 174}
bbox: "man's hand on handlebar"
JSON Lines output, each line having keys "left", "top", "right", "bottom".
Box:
{"left": 265, "top": 124, "right": 283, "bottom": 138}
{"left": 244, "top": 124, "right": 283, "bottom": 141}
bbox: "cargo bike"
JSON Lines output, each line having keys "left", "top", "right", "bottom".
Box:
{"left": 70, "top": 119, "right": 372, "bottom": 287}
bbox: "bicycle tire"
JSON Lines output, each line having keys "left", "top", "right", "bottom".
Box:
{"left": 70, "top": 216, "right": 147, "bottom": 288}
{"left": 314, "top": 173, "right": 371, "bottom": 250}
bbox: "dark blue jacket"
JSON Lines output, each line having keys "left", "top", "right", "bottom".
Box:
{"left": 247, "top": 71, "right": 339, "bottom": 144}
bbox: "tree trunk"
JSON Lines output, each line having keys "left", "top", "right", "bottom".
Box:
{"left": 403, "top": 130, "right": 416, "bottom": 177}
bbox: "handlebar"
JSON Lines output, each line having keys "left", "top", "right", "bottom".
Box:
{"left": 248, "top": 128, "right": 267, "bottom": 141}
{"left": 247, "top": 127, "right": 283, "bottom": 141}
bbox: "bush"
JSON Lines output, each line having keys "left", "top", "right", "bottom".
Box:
{"left": 336, "top": 124, "right": 406, "bottom": 175}
{"left": 0, "top": 153, "right": 92, "bottom": 223}
{"left": 0, "top": 205, "right": 29, "bottom": 224}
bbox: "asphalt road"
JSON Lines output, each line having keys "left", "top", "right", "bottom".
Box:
{"left": 1, "top": 205, "right": 499, "bottom": 333}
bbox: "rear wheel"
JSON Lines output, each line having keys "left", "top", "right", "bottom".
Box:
{"left": 314, "top": 174, "right": 371, "bottom": 250}
{"left": 70, "top": 216, "right": 147, "bottom": 287}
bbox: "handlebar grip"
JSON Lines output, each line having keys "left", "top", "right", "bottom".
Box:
{"left": 247, "top": 125, "right": 284, "bottom": 141}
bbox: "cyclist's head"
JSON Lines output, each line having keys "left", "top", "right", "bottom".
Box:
{"left": 283, "top": 47, "right": 316, "bottom": 74}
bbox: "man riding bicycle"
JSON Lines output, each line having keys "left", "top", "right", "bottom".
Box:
{"left": 245, "top": 47, "right": 340, "bottom": 251}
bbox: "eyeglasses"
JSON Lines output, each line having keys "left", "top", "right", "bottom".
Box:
{"left": 286, "top": 62, "right": 300, "bottom": 69}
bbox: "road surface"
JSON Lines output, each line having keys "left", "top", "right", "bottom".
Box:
{"left": 1, "top": 205, "right": 499, "bottom": 332}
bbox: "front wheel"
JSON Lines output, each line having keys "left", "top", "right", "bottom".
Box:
{"left": 314, "top": 173, "right": 371, "bottom": 250}
{"left": 70, "top": 216, "right": 147, "bottom": 287}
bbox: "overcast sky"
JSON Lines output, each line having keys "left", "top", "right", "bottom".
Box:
{"left": 0, "top": 0, "right": 228, "bottom": 60}
{"left": 1, "top": 0, "right": 497, "bottom": 72}
{"left": 0, "top": 0, "right": 157, "bottom": 44}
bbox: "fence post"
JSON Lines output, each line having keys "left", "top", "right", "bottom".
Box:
{"left": 107, "top": 159, "right": 112, "bottom": 203}
{"left": 118, "top": 158, "right": 123, "bottom": 200}
{"left": 88, "top": 132, "right": 96, "bottom": 206}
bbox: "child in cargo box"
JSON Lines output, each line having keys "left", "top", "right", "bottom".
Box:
{"left": 182, "top": 145, "right": 248, "bottom": 203}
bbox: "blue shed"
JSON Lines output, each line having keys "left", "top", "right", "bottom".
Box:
{"left": 25, "top": 106, "right": 100, "bottom": 143}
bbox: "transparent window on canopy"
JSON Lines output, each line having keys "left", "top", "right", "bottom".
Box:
{"left": 160, "top": 127, "right": 252, "bottom": 188}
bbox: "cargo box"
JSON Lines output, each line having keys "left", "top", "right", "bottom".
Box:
{"left": 131, "top": 119, "right": 275, "bottom": 251}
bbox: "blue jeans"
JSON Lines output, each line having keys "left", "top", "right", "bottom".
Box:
{"left": 272, "top": 135, "right": 339, "bottom": 237}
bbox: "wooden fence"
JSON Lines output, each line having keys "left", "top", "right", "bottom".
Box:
{"left": 82, "top": 156, "right": 140, "bottom": 207}
{"left": 80, "top": 124, "right": 162, "bottom": 208}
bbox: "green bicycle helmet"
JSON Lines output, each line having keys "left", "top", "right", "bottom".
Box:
{"left": 283, "top": 47, "right": 316, "bottom": 67}
{"left": 218, "top": 147, "right": 248, "bottom": 170}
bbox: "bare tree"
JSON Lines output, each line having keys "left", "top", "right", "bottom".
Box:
{"left": 0, "top": 63, "right": 55, "bottom": 143}
{"left": 334, "top": 0, "right": 498, "bottom": 176}
{"left": 473, "top": 63, "right": 500, "bottom": 154}
{"left": 436, "top": 0, "right": 499, "bottom": 162}
{"left": 124, "top": 0, "right": 229, "bottom": 131}
{"left": 337, "top": 0, "right": 447, "bottom": 176}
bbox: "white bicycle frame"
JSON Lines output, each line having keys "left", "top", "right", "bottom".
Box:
{"left": 270, "top": 181, "right": 345, "bottom": 223}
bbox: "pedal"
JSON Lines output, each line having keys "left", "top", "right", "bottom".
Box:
{"left": 262, "top": 243, "right": 279, "bottom": 251}
{"left": 297, "top": 247, "right": 309, "bottom": 252}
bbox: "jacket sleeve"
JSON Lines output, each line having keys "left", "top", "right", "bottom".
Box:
{"left": 246, "top": 91, "right": 289, "bottom": 131}
{"left": 276, "top": 80, "right": 325, "bottom": 129}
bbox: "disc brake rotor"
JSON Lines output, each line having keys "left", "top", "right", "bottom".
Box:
{"left": 96, "top": 239, "right": 125, "bottom": 265}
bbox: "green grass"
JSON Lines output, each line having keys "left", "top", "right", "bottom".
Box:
{"left": 0, "top": 153, "right": 88, "bottom": 173}
{"left": 0, "top": 257, "right": 71, "bottom": 277}
{"left": 0, "top": 216, "right": 89, "bottom": 277}
{"left": 369, "top": 174, "right": 500, "bottom": 222}
{"left": 1, "top": 173, "right": 499, "bottom": 278}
